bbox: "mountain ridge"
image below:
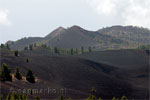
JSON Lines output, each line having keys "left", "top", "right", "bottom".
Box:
{"left": 6, "top": 25, "right": 150, "bottom": 50}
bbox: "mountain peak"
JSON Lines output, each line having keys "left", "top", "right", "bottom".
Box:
{"left": 69, "top": 25, "right": 83, "bottom": 30}
{"left": 45, "top": 26, "right": 66, "bottom": 39}
{"left": 56, "top": 26, "right": 66, "bottom": 30}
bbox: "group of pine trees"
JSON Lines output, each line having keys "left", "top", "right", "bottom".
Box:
{"left": 137, "top": 44, "right": 150, "bottom": 50}
{"left": 23, "top": 43, "right": 93, "bottom": 55}
{"left": 0, "top": 63, "right": 35, "bottom": 83}
{"left": 23, "top": 43, "right": 37, "bottom": 51}
{"left": 0, "top": 44, "right": 10, "bottom": 50}
{"left": 0, "top": 43, "right": 93, "bottom": 55}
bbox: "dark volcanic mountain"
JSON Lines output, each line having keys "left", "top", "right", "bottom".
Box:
{"left": 8, "top": 25, "right": 150, "bottom": 50}
{"left": 43, "top": 25, "right": 99, "bottom": 48}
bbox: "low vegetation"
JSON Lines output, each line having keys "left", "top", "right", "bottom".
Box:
{"left": 0, "top": 92, "right": 128, "bottom": 100}
{"left": 137, "top": 44, "right": 150, "bottom": 50}
{"left": 23, "top": 43, "right": 92, "bottom": 55}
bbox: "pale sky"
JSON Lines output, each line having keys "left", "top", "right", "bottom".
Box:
{"left": 0, "top": 0, "right": 150, "bottom": 43}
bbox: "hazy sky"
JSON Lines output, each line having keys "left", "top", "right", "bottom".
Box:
{"left": 0, "top": 0, "right": 150, "bottom": 43}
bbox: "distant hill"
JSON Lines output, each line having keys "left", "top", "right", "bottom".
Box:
{"left": 98, "top": 26, "right": 150, "bottom": 45}
{"left": 7, "top": 25, "right": 150, "bottom": 50}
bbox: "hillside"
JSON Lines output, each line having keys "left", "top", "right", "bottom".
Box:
{"left": 77, "top": 50, "right": 149, "bottom": 92}
{"left": 0, "top": 48, "right": 149, "bottom": 99}
{"left": 7, "top": 25, "right": 150, "bottom": 50}
{"left": 98, "top": 26, "right": 150, "bottom": 44}
{"left": 77, "top": 49, "right": 149, "bottom": 68}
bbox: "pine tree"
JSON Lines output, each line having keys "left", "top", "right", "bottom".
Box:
{"left": 34, "top": 43, "right": 37, "bottom": 47}
{"left": 29, "top": 44, "right": 33, "bottom": 50}
{"left": 81, "top": 46, "right": 84, "bottom": 54}
{"left": 88, "top": 46, "right": 92, "bottom": 52}
{"left": 14, "top": 67, "right": 22, "bottom": 80}
{"left": 0, "top": 44, "right": 4, "bottom": 48}
{"left": 0, "top": 63, "right": 12, "bottom": 82}
{"left": 75, "top": 48, "right": 79, "bottom": 54}
{"left": 14, "top": 50, "right": 19, "bottom": 57}
{"left": 54, "top": 46, "right": 59, "bottom": 54}
{"left": 26, "top": 69, "right": 35, "bottom": 83}
{"left": 70, "top": 48, "right": 74, "bottom": 55}
{"left": 26, "top": 58, "right": 29, "bottom": 63}
{"left": 6, "top": 44, "right": 10, "bottom": 50}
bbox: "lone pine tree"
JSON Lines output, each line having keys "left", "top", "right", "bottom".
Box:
{"left": 70, "top": 48, "right": 74, "bottom": 55}
{"left": 14, "top": 50, "right": 19, "bottom": 57}
{"left": 88, "top": 46, "right": 92, "bottom": 52}
{"left": 81, "top": 46, "right": 84, "bottom": 54}
{"left": 26, "top": 58, "right": 29, "bottom": 63}
{"left": 26, "top": 69, "right": 35, "bottom": 83}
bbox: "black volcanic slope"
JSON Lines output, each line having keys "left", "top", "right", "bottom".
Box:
{"left": 8, "top": 25, "right": 150, "bottom": 50}
{"left": 77, "top": 49, "right": 149, "bottom": 68}
{"left": 77, "top": 50, "right": 149, "bottom": 95}
{"left": 0, "top": 49, "right": 149, "bottom": 99}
